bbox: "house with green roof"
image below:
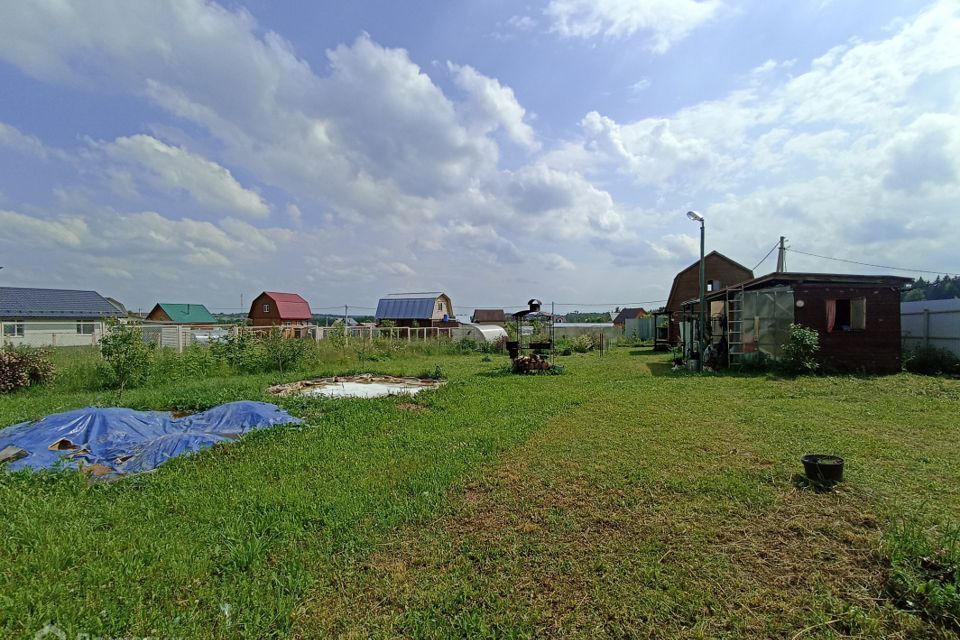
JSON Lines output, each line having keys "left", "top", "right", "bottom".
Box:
{"left": 145, "top": 303, "right": 217, "bottom": 325}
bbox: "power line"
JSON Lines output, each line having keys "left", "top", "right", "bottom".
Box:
{"left": 787, "top": 248, "right": 959, "bottom": 277}
{"left": 752, "top": 242, "right": 779, "bottom": 272}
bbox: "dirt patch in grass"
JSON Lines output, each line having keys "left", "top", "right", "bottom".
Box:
{"left": 395, "top": 402, "right": 428, "bottom": 412}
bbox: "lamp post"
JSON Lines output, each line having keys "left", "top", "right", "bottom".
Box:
{"left": 686, "top": 210, "right": 705, "bottom": 372}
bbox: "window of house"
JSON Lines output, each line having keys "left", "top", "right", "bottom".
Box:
{"left": 826, "top": 297, "right": 866, "bottom": 332}
{"left": 436, "top": 301, "right": 442, "bottom": 311}
{"left": 263, "top": 303, "right": 270, "bottom": 313}
{"left": 76, "top": 321, "right": 95, "bottom": 335}
{"left": 3, "top": 322, "right": 24, "bottom": 337}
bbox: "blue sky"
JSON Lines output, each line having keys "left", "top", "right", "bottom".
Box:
{"left": 0, "top": 0, "right": 957, "bottom": 316}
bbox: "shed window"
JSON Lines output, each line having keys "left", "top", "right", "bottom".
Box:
{"left": 3, "top": 322, "right": 24, "bottom": 337}
{"left": 436, "top": 301, "right": 442, "bottom": 311}
{"left": 826, "top": 297, "right": 866, "bottom": 332}
{"left": 263, "top": 303, "right": 270, "bottom": 313}
{"left": 76, "top": 321, "right": 95, "bottom": 335}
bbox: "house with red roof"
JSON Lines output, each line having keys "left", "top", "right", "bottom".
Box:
{"left": 247, "top": 291, "right": 313, "bottom": 327}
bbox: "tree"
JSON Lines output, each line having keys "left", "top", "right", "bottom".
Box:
{"left": 99, "top": 321, "right": 153, "bottom": 402}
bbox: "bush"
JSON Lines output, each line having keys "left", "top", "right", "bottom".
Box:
{"left": 457, "top": 336, "right": 479, "bottom": 353}
{"left": 209, "top": 332, "right": 262, "bottom": 374}
{"left": 572, "top": 334, "right": 594, "bottom": 353}
{"left": 780, "top": 323, "right": 820, "bottom": 374}
{"left": 0, "top": 346, "right": 55, "bottom": 394}
{"left": 259, "top": 328, "right": 311, "bottom": 373}
{"left": 905, "top": 346, "right": 960, "bottom": 376}
{"left": 99, "top": 322, "right": 154, "bottom": 400}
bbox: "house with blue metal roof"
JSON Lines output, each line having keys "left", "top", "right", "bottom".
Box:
{"left": 0, "top": 286, "right": 124, "bottom": 347}
{"left": 375, "top": 292, "right": 457, "bottom": 328}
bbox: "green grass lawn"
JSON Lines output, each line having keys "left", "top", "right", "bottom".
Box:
{"left": 1, "top": 346, "right": 959, "bottom": 638}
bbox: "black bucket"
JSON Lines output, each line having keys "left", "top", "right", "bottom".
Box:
{"left": 801, "top": 454, "right": 844, "bottom": 484}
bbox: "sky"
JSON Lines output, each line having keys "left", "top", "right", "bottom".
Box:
{"left": 0, "top": 0, "right": 957, "bottom": 317}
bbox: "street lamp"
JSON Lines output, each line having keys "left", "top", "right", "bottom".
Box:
{"left": 686, "top": 210, "right": 705, "bottom": 372}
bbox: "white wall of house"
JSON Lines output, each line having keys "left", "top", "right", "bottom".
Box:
{"left": 431, "top": 295, "right": 452, "bottom": 320}
{"left": 1, "top": 319, "right": 104, "bottom": 347}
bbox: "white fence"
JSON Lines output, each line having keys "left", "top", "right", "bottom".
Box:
{"left": 1, "top": 320, "right": 104, "bottom": 348}
{"left": 139, "top": 323, "right": 456, "bottom": 353}
{"left": 1, "top": 320, "right": 458, "bottom": 352}
{"left": 902, "top": 300, "right": 960, "bottom": 357}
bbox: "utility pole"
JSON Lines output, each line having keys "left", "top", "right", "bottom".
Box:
{"left": 776, "top": 236, "right": 787, "bottom": 272}
{"left": 344, "top": 304, "right": 348, "bottom": 344}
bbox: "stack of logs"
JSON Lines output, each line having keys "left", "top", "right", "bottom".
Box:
{"left": 511, "top": 353, "right": 553, "bottom": 374}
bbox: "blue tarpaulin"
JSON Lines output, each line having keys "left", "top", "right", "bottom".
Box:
{"left": 0, "top": 401, "right": 302, "bottom": 475}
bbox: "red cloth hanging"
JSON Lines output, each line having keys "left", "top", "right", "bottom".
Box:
{"left": 825, "top": 299, "right": 836, "bottom": 333}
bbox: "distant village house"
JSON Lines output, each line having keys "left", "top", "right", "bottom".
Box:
{"left": 0, "top": 286, "right": 124, "bottom": 347}
{"left": 375, "top": 292, "right": 457, "bottom": 328}
{"left": 247, "top": 292, "right": 313, "bottom": 327}
{"left": 470, "top": 309, "right": 506, "bottom": 326}
{"left": 146, "top": 303, "right": 216, "bottom": 325}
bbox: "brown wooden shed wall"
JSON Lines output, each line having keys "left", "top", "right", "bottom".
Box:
{"left": 666, "top": 254, "right": 753, "bottom": 344}
{"left": 792, "top": 283, "right": 903, "bottom": 374}
{"left": 145, "top": 306, "right": 171, "bottom": 322}
{"left": 248, "top": 292, "right": 283, "bottom": 326}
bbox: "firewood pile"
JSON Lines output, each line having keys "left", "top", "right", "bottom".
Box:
{"left": 511, "top": 354, "right": 554, "bottom": 374}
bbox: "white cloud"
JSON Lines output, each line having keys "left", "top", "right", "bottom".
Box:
{"left": 507, "top": 15, "right": 537, "bottom": 31}
{"left": 502, "top": 163, "right": 624, "bottom": 238}
{"left": 545, "top": 0, "right": 723, "bottom": 52}
{"left": 543, "top": 253, "right": 576, "bottom": 271}
{"left": 629, "top": 78, "right": 652, "bottom": 94}
{"left": 99, "top": 135, "right": 270, "bottom": 218}
{"left": 0, "top": 122, "right": 63, "bottom": 160}
{"left": 0, "top": 210, "right": 88, "bottom": 247}
{"left": 449, "top": 62, "right": 539, "bottom": 150}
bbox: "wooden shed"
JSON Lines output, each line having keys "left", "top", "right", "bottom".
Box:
{"left": 471, "top": 309, "right": 506, "bottom": 325}
{"left": 247, "top": 292, "right": 313, "bottom": 327}
{"left": 612, "top": 307, "right": 647, "bottom": 327}
{"left": 664, "top": 251, "right": 754, "bottom": 346}
{"left": 691, "top": 272, "right": 912, "bottom": 373}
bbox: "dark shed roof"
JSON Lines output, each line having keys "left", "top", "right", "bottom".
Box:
{"left": 694, "top": 272, "right": 914, "bottom": 306}
{"left": 612, "top": 307, "right": 647, "bottom": 325}
{"left": 471, "top": 309, "right": 505, "bottom": 323}
{"left": 0, "top": 286, "right": 124, "bottom": 319}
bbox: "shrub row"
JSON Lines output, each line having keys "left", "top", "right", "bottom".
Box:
{"left": 0, "top": 346, "right": 55, "bottom": 394}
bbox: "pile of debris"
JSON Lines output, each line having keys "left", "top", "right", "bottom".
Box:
{"left": 269, "top": 374, "right": 445, "bottom": 398}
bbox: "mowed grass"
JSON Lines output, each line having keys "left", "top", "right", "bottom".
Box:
{"left": 1, "top": 347, "right": 960, "bottom": 638}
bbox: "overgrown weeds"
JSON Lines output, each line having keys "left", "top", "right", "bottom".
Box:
{"left": 904, "top": 345, "right": 960, "bottom": 376}
{"left": 881, "top": 513, "right": 960, "bottom": 627}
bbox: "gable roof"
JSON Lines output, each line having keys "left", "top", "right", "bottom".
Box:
{"left": 257, "top": 292, "right": 312, "bottom": 320}
{"left": 666, "top": 251, "right": 754, "bottom": 311}
{"left": 0, "top": 286, "right": 125, "bottom": 319}
{"left": 471, "top": 309, "right": 505, "bottom": 323}
{"left": 612, "top": 307, "right": 646, "bottom": 324}
{"left": 376, "top": 292, "right": 449, "bottom": 320}
{"left": 152, "top": 303, "right": 216, "bottom": 324}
